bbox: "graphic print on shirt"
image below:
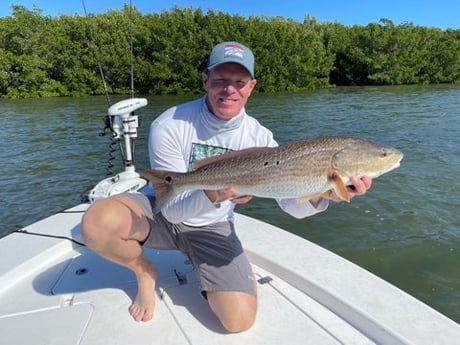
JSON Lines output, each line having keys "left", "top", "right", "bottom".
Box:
{"left": 189, "top": 143, "right": 232, "bottom": 171}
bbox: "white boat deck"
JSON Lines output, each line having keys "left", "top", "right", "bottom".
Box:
{"left": 0, "top": 204, "right": 459, "bottom": 344}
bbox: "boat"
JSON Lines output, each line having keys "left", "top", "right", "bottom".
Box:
{"left": 1, "top": 96, "right": 459, "bottom": 345}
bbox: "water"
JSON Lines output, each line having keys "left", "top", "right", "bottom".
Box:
{"left": 1, "top": 85, "right": 459, "bottom": 323}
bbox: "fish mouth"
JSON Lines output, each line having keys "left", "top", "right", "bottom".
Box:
{"left": 390, "top": 161, "right": 401, "bottom": 171}
{"left": 381, "top": 152, "right": 403, "bottom": 175}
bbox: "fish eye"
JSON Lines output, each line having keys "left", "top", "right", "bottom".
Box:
{"left": 165, "top": 175, "right": 172, "bottom": 183}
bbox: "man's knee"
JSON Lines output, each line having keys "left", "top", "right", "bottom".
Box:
{"left": 81, "top": 199, "right": 111, "bottom": 247}
{"left": 221, "top": 309, "right": 256, "bottom": 333}
{"left": 81, "top": 195, "right": 149, "bottom": 249}
{"left": 81, "top": 197, "right": 128, "bottom": 249}
{"left": 207, "top": 291, "right": 257, "bottom": 333}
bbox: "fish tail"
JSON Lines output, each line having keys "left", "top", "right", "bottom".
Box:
{"left": 138, "top": 169, "right": 178, "bottom": 210}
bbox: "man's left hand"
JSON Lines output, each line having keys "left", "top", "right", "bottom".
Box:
{"left": 230, "top": 195, "right": 253, "bottom": 204}
{"left": 322, "top": 176, "right": 372, "bottom": 203}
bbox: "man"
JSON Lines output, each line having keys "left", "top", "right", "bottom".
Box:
{"left": 81, "top": 41, "right": 371, "bottom": 333}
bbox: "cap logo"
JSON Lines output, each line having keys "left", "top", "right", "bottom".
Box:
{"left": 224, "top": 44, "right": 244, "bottom": 60}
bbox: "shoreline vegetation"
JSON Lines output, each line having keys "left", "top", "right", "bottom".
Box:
{"left": 1, "top": 5, "right": 459, "bottom": 99}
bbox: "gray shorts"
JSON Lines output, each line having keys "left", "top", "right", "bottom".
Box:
{"left": 125, "top": 193, "right": 256, "bottom": 296}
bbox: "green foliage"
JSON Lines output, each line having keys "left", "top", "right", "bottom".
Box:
{"left": 327, "top": 19, "right": 460, "bottom": 86}
{"left": 0, "top": 5, "right": 459, "bottom": 98}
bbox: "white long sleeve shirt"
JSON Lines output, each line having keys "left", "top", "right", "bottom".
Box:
{"left": 149, "top": 96, "right": 328, "bottom": 226}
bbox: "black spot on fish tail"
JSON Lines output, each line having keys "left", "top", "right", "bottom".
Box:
{"left": 137, "top": 169, "right": 178, "bottom": 210}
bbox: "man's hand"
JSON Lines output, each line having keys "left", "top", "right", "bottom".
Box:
{"left": 323, "top": 176, "right": 372, "bottom": 202}
{"left": 204, "top": 188, "right": 253, "bottom": 205}
{"left": 229, "top": 195, "right": 253, "bottom": 204}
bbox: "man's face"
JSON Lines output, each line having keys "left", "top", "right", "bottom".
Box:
{"left": 203, "top": 63, "right": 257, "bottom": 120}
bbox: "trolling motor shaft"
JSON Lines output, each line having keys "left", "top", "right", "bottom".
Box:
{"left": 88, "top": 98, "right": 148, "bottom": 203}
{"left": 108, "top": 98, "right": 147, "bottom": 165}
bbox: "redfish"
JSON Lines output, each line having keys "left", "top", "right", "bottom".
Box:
{"left": 139, "top": 136, "right": 403, "bottom": 206}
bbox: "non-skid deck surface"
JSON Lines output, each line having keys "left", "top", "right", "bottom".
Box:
{"left": 1, "top": 206, "right": 458, "bottom": 344}
{"left": 1, "top": 245, "right": 373, "bottom": 345}
{"left": 1, "top": 304, "right": 93, "bottom": 345}
{"left": 47, "top": 248, "right": 373, "bottom": 344}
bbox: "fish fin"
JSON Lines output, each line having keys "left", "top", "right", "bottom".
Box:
{"left": 330, "top": 172, "right": 351, "bottom": 202}
{"left": 138, "top": 169, "right": 178, "bottom": 209}
{"left": 295, "top": 193, "right": 321, "bottom": 204}
{"left": 193, "top": 147, "right": 269, "bottom": 170}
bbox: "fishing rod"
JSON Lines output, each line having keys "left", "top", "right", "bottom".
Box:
{"left": 81, "top": 0, "right": 148, "bottom": 202}
{"left": 129, "top": 0, "right": 135, "bottom": 99}
{"left": 81, "top": 0, "right": 111, "bottom": 107}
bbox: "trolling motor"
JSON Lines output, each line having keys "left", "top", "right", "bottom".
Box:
{"left": 88, "top": 98, "right": 148, "bottom": 203}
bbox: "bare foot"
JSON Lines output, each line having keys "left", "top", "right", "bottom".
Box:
{"left": 129, "top": 260, "right": 157, "bottom": 322}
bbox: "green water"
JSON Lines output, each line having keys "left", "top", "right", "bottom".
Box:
{"left": 1, "top": 85, "right": 459, "bottom": 322}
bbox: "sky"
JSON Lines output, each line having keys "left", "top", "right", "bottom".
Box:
{"left": 1, "top": 0, "right": 459, "bottom": 29}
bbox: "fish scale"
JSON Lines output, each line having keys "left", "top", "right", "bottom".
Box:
{"left": 139, "top": 136, "right": 403, "bottom": 206}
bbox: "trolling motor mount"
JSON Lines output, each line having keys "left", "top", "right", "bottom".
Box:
{"left": 88, "top": 98, "right": 148, "bottom": 203}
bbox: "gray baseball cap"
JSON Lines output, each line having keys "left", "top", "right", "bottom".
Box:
{"left": 207, "top": 41, "right": 255, "bottom": 78}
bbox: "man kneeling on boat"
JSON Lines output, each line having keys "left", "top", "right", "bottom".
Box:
{"left": 81, "top": 41, "right": 372, "bottom": 333}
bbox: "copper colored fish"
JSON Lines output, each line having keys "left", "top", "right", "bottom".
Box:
{"left": 139, "top": 136, "right": 403, "bottom": 207}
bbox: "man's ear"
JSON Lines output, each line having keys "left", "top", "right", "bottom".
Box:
{"left": 202, "top": 70, "right": 209, "bottom": 90}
